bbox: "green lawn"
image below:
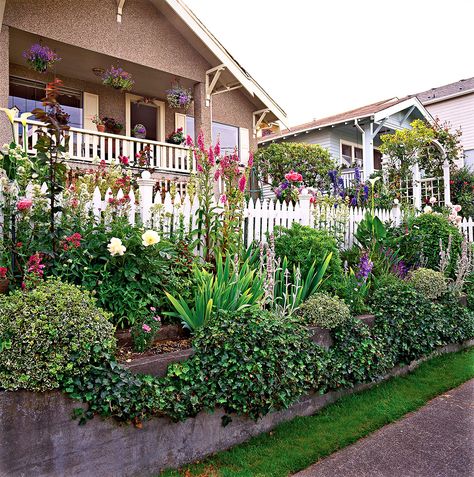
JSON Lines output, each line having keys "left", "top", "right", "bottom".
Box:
{"left": 161, "top": 347, "right": 474, "bottom": 477}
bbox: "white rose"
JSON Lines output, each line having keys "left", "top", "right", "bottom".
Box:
{"left": 423, "top": 205, "right": 432, "bottom": 214}
{"left": 107, "top": 237, "right": 126, "bottom": 256}
{"left": 142, "top": 230, "right": 160, "bottom": 247}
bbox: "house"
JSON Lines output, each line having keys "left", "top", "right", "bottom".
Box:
{"left": 258, "top": 96, "right": 433, "bottom": 183}
{"left": 416, "top": 77, "right": 474, "bottom": 170}
{"left": 0, "top": 0, "right": 286, "bottom": 179}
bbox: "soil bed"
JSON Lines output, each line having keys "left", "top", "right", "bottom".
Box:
{"left": 116, "top": 338, "right": 192, "bottom": 363}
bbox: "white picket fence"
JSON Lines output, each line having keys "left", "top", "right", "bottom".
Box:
{"left": 2, "top": 173, "right": 473, "bottom": 249}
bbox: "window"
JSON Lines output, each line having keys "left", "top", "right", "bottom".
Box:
{"left": 212, "top": 121, "right": 239, "bottom": 155}
{"left": 340, "top": 141, "right": 363, "bottom": 168}
{"left": 186, "top": 116, "right": 195, "bottom": 142}
{"left": 8, "top": 76, "right": 83, "bottom": 129}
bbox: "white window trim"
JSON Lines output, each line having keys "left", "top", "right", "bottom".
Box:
{"left": 340, "top": 140, "right": 363, "bottom": 168}
{"left": 212, "top": 121, "right": 240, "bottom": 155}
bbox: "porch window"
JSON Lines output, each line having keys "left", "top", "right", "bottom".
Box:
{"left": 340, "top": 141, "right": 363, "bottom": 168}
{"left": 186, "top": 116, "right": 195, "bottom": 142}
{"left": 8, "top": 76, "right": 83, "bottom": 129}
{"left": 212, "top": 121, "right": 239, "bottom": 156}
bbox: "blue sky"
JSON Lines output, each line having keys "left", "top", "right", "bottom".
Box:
{"left": 185, "top": 0, "right": 474, "bottom": 127}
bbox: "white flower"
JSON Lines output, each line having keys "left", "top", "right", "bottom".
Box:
{"left": 107, "top": 237, "right": 126, "bottom": 256}
{"left": 423, "top": 205, "right": 433, "bottom": 214}
{"left": 393, "top": 198, "right": 400, "bottom": 205}
{"left": 142, "top": 230, "right": 160, "bottom": 247}
{"left": 453, "top": 204, "right": 462, "bottom": 213}
{"left": 368, "top": 177, "right": 381, "bottom": 187}
{"left": 1, "top": 144, "right": 9, "bottom": 154}
{"left": 429, "top": 196, "right": 437, "bottom": 204}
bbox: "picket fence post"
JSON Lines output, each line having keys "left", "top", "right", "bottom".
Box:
{"left": 137, "top": 170, "right": 155, "bottom": 226}
{"left": 299, "top": 189, "right": 312, "bottom": 226}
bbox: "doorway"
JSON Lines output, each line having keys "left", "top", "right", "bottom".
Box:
{"left": 125, "top": 94, "right": 165, "bottom": 141}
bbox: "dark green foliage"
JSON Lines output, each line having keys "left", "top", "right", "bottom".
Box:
{"left": 274, "top": 223, "right": 342, "bottom": 292}
{"left": 0, "top": 278, "right": 115, "bottom": 391}
{"left": 394, "top": 214, "right": 463, "bottom": 275}
{"left": 254, "top": 142, "right": 335, "bottom": 188}
{"left": 163, "top": 310, "right": 318, "bottom": 420}
{"left": 450, "top": 167, "right": 474, "bottom": 218}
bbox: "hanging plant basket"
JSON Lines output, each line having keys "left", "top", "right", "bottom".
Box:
{"left": 132, "top": 124, "right": 147, "bottom": 139}
{"left": 102, "top": 66, "right": 134, "bottom": 92}
{"left": 23, "top": 43, "right": 61, "bottom": 73}
{"left": 166, "top": 83, "right": 193, "bottom": 111}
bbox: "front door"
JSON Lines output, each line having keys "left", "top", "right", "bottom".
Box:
{"left": 125, "top": 94, "right": 165, "bottom": 141}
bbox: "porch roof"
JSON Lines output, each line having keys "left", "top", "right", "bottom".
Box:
{"left": 258, "top": 96, "right": 433, "bottom": 144}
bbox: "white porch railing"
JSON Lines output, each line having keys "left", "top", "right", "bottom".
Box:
{"left": 13, "top": 119, "right": 192, "bottom": 174}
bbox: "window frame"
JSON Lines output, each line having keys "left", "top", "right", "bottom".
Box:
{"left": 212, "top": 121, "right": 240, "bottom": 156}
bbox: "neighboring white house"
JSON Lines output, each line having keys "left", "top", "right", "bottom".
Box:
{"left": 416, "top": 77, "right": 474, "bottom": 170}
{"left": 258, "top": 96, "right": 433, "bottom": 182}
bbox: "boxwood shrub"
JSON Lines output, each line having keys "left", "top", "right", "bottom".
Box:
{"left": 408, "top": 267, "right": 448, "bottom": 300}
{"left": 0, "top": 278, "right": 115, "bottom": 391}
{"left": 296, "top": 293, "right": 350, "bottom": 329}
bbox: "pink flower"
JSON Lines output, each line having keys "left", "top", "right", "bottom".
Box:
{"left": 197, "top": 131, "right": 205, "bottom": 152}
{"left": 17, "top": 198, "right": 33, "bottom": 211}
{"left": 196, "top": 163, "right": 203, "bottom": 173}
{"left": 142, "top": 324, "right": 152, "bottom": 333}
{"left": 284, "top": 170, "right": 303, "bottom": 182}
{"left": 248, "top": 152, "right": 254, "bottom": 167}
{"left": 453, "top": 204, "right": 462, "bottom": 213}
{"left": 119, "top": 155, "right": 129, "bottom": 166}
{"left": 150, "top": 306, "right": 156, "bottom": 312}
{"left": 0, "top": 267, "right": 7, "bottom": 279}
{"left": 185, "top": 135, "right": 194, "bottom": 147}
{"left": 214, "top": 169, "right": 221, "bottom": 181}
{"left": 208, "top": 146, "right": 215, "bottom": 166}
{"left": 153, "top": 316, "right": 161, "bottom": 322}
{"left": 238, "top": 175, "right": 247, "bottom": 192}
{"left": 220, "top": 194, "right": 227, "bottom": 204}
{"left": 214, "top": 141, "right": 221, "bottom": 157}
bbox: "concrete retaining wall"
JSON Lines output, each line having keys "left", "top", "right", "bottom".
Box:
{"left": 1, "top": 340, "right": 472, "bottom": 477}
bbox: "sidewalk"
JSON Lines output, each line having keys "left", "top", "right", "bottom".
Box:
{"left": 293, "top": 379, "right": 474, "bottom": 477}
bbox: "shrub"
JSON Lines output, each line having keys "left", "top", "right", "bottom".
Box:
{"left": 163, "top": 310, "right": 318, "bottom": 420}
{"left": 408, "top": 268, "right": 448, "bottom": 300}
{"left": 274, "top": 223, "right": 342, "bottom": 292}
{"left": 395, "top": 213, "right": 463, "bottom": 276}
{"left": 450, "top": 167, "right": 474, "bottom": 218}
{"left": 0, "top": 278, "right": 115, "bottom": 391}
{"left": 254, "top": 142, "right": 335, "bottom": 189}
{"left": 296, "top": 293, "right": 350, "bottom": 328}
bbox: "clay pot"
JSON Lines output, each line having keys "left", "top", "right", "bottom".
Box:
{"left": 0, "top": 278, "right": 9, "bottom": 294}
{"left": 96, "top": 124, "right": 106, "bottom": 132}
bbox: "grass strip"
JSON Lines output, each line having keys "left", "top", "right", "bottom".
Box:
{"left": 161, "top": 347, "right": 474, "bottom": 477}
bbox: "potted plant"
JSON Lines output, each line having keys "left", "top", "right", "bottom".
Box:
{"left": 0, "top": 267, "right": 9, "bottom": 294}
{"left": 166, "top": 83, "right": 193, "bottom": 111}
{"left": 165, "top": 127, "right": 185, "bottom": 145}
{"left": 102, "top": 66, "right": 134, "bottom": 92}
{"left": 132, "top": 124, "right": 147, "bottom": 139}
{"left": 23, "top": 43, "right": 61, "bottom": 73}
{"left": 92, "top": 114, "right": 105, "bottom": 132}
{"left": 103, "top": 117, "right": 123, "bottom": 135}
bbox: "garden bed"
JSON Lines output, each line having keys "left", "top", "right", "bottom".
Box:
{"left": 1, "top": 341, "right": 472, "bottom": 477}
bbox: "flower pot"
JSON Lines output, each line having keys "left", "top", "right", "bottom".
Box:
{"left": 96, "top": 124, "right": 106, "bottom": 132}
{"left": 0, "top": 278, "right": 9, "bottom": 294}
{"left": 112, "top": 127, "right": 123, "bottom": 135}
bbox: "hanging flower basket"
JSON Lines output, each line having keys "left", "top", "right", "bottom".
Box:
{"left": 132, "top": 124, "right": 147, "bottom": 139}
{"left": 166, "top": 84, "right": 193, "bottom": 111}
{"left": 23, "top": 43, "right": 61, "bottom": 73}
{"left": 102, "top": 66, "right": 134, "bottom": 92}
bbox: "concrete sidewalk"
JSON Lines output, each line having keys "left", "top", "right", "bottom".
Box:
{"left": 293, "top": 379, "right": 474, "bottom": 477}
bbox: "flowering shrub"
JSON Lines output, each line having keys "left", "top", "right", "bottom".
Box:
{"left": 23, "top": 43, "right": 61, "bottom": 73}
{"left": 0, "top": 267, "right": 7, "bottom": 279}
{"left": 166, "top": 84, "right": 193, "bottom": 110}
{"left": 131, "top": 307, "right": 162, "bottom": 352}
{"left": 102, "top": 66, "right": 134, "bottom": 91}
{"left": 408, "top": 268, "right": 448, "bottom": 300}
{"left": 296, "top": 293, "right": 350, "bottom": 328}
{"left": 274, "top": 170, "right": 303, "bottom": 203}
{"left": 0, "top": 278, "right": 115, "bottom": 391}
{"left": 450, "top": 167, "right": 474, "bottom": 218}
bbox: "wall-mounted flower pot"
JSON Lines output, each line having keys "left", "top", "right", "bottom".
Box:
{"left": 0, "top": 278, "right": 9, "bottom": 294}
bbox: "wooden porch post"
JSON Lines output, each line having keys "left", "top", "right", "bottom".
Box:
{"left": 362, "top": 122, "right": 374, "bottom": 180}
{"left": 193, "top": 82, "right": 212, "bottom": 147}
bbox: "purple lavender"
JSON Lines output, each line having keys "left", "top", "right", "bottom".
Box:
{"left": 356, "top": 253, "right": 373, "bottom": 284}
{"left": 23, "top": 44, "right": 61, "bottom": 73}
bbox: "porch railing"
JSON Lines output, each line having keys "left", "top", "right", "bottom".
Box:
{"left": 13, "top": 119, "right": 192, "bottom": 174}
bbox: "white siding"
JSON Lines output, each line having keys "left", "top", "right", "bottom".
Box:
{"left": 426, "top": 93, "right": 474, "bottom": 151}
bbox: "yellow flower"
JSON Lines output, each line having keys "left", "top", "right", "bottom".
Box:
{"left": 0, "top": 107, "right": 18, "bottom": 124}
{"left": 20, "top": 112, "right": 33, "bottom": 127}
{"left": 107, "top": 237, "right": 126, "bottom": 256}
{"left": 142, "top": 230, "right": 160, "bottom": 247}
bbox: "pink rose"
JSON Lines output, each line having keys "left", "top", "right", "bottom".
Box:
{"left": 284, "top": 171, "right": 303, "bottom": 182}
{"left": 17, "top": 199, "right": 33, "bottom": 211}
{"left": 142, "top": 324, "right": 151, "bottom": 333}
